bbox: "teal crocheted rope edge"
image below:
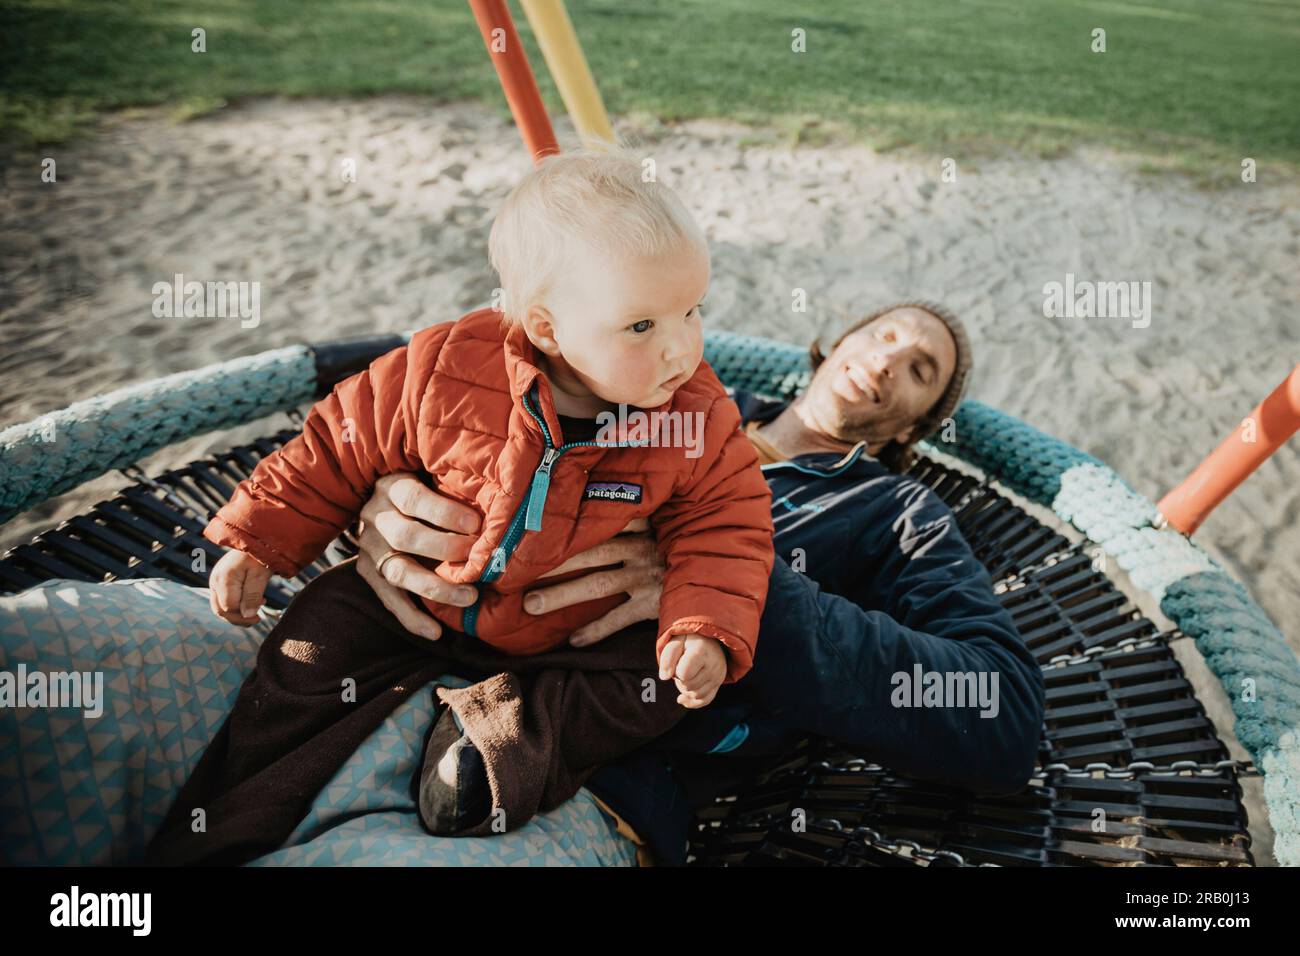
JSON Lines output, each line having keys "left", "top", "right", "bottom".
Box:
{"left": 704, "top": 331, "right": 813, "bottom": 400}
{"left": 926, "top": 400, "right": 1300, "bottom": 864}
{"left": 0, "top": 329, "right": 796, "bottom": 526}
{"left": 0, "top": 346, "right": 317, "bottom": 524}
{"left": 2, "top": 328, "right": 1295, "bottom": 858}
{"left": 1162, "top": 571, "right": 1300, "bottom": 866}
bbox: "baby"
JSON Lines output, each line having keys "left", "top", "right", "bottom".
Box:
{"left": 204, "top": 148, "right": 774, "bottom": 833}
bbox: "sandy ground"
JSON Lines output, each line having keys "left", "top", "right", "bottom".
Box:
{"left": 3, "top": 96, "right": 1296, "bottom": 640}
{"left": 1, "top": 97, "right": 1297, "bottom": 860}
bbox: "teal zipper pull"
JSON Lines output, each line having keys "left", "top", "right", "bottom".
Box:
{"left": 524, "top": 447, "right": 559, "bottom": 532}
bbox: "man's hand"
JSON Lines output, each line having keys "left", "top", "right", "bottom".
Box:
{"left": 355, "top": 473, "right": 483, "bottom": 640}
{"left": 658, "top": 633, "right": 727, "bottom": 709}
{"left": 521, "top": 518, "right": 665, "bottom": 646}
{"left": 354, "top": 482, "right": 666, "bottom": 646}
{"left": 209, "top": 550, "right": 272, "bottom": 626}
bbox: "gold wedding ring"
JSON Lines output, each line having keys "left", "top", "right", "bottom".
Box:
{"left": 375, "top": 549, "right": 402, "bottom": 576}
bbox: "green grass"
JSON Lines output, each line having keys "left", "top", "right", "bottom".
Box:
{"left": 2, "top": 0, "right": 1297, "bottom": 177}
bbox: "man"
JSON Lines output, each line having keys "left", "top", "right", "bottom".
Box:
{"left": 352, "top": 302, "right": 1046, "bottom": 864}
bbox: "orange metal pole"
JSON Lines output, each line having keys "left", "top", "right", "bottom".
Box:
{"left": 468, "top": 0, "right": 560, "bottom": 164}
{"left": 1158, "top": 363, "right": 1300, "bottom": 535}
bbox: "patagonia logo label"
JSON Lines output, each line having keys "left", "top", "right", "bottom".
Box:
{"left": 584, "top": 481, "right": 643, "bottom": 504}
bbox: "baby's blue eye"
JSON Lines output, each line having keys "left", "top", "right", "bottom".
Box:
{"left": 630, "top": 319, "right": 653, "bottom": 333}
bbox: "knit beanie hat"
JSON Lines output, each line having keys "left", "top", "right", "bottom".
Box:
{"left": 809, "top": 300, "right": 974, "bottom": 443}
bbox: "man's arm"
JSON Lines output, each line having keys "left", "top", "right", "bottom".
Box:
{"left": 749, "top": 479, "right": 1044, "bottom": 795}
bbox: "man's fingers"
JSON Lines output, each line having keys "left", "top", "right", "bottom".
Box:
{"left": 380, "top": 587, "right": 444, "bottom": 641}
{"left": 357, "top": 554, "right": 443, "bottom": 640}
{"left": 526, "top": 564, "right": 646, "bottom": 615}
{"left": 365, "top": 508, "right": 475, "bottom": 565}
{"left": 569, "top": 601, "right": 650, "bottom": 647}
{"left": 383, "top": 554, "right": 477, "bottom": 607}
{"left": 357, "top": 526, "right": 476, "bottom": 607}
{"left": 535, "top": 534, "right": 657, "bottom": 580}
{"left": 378, "top": 474, "right": 481, "bottom": 536}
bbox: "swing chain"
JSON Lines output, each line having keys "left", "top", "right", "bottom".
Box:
{"left": 1036, "top": 758, "right": 1261, "bottom": 779}
{"left": 814, "top": 819, "right": 991, "bottom": 867}
{"left": 1043, "top": 629, "right": 1184, "bottom": 669}
{"left": 736, "top": 811, "right": 988, "bottom": 867}
{"left": 994, "top": 541, "right": 1088, "bottom": 593}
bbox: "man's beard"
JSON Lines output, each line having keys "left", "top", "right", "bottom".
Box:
{"left": 812, "top": 391, "right": 886, "bottom": 447}
{"left": 830, "top": 412, "right": 881, "bottom": 446}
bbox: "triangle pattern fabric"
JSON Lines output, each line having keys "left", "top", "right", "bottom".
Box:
{"left": 2, "top": 579, "right": 638, "bottom": 867}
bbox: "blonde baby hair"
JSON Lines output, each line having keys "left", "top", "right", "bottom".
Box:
{"left": 488, "top": 146, "right": 706, "bottom": 324}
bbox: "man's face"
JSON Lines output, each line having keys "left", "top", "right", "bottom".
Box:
{"left": 802, "top": 307, "right": 959, "bottom": 447}
{"left": 526, "top": 238, "right": 709, "bottom": 409}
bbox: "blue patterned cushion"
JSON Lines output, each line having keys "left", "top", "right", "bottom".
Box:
{"left": 258, "top": 675, "right": 639, "bottom": 867}
{"left": 0, "top": 579, "right": 638, "bottom": 866}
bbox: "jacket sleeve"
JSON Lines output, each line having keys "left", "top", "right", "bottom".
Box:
{"left": 202, "top": 328, "right": 446, "bottom": 576}
{"left": 650, "top": 396, "right": 774, "bottom": 684}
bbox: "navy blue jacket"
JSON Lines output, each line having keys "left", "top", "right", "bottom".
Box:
{"left": 587, "top": 390, "right": 1045, "bottom": 863}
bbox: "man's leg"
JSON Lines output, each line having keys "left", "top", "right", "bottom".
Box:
{"left": 652, "top": 690, "right": 808, "bottom": 757}
{"left": 660, "top": 557, "right": 1044, "bottom": 798}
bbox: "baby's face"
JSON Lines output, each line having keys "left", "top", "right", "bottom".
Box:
{"left": 538, "top": 240, "right": 709, "bottom": 409}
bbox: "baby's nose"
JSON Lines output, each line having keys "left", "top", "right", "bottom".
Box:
{"left": 662, "top": 336, "right": 691, "bottom": 364}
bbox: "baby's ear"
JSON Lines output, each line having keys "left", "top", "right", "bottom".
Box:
{"left": 521, "top": 305, "right": 561, "bottom": 356}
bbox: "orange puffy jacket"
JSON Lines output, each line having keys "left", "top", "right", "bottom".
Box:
{"left": 204, "top": 308, "right": 774, "bottom": 683}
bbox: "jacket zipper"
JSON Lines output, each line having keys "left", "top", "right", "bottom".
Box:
{"left": 463, "top": 381, "right": 642, "bottom": 635}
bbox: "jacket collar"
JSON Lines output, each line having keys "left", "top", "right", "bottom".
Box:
{"left": 503, "top": 319, "right": 546, "bottom": 403}
{"left": 501, "top": 320, "right": 565, "bottom": 444}
{"left": 733, "top": 389, "right": 878, "bottom": 476}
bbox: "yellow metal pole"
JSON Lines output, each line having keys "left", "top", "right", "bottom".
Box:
{"left": 518, "top": 0, "right": 615, "bottom": 147}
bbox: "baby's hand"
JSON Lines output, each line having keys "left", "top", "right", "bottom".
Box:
{"left": 658, "top": 633, "right": 727, "bottom": 709}
{"left": 209, "top": 550, "right": 273, "bottom": 626}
